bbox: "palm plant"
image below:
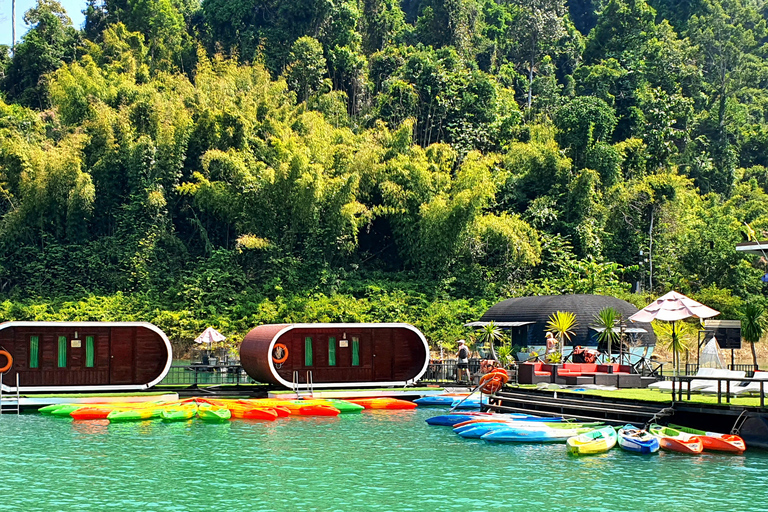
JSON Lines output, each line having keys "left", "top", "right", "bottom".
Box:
{"left": 546, "top": 311, "right": 577, "bottom": 359}
{"left": 477, "top": 321, "right": 504, "bottom": 361}
{"left": 656, "top": 320, "right": 695, "bottom": 376}
{"left": 592, "top": 307, "right": 621, "bottom": 362}
{"left": 742, "top": 302, "right": 767, "bottom": 370}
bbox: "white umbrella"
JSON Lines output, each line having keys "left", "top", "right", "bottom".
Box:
{"left": 629, "top": 291, "right": 720, "bottom": 375}
{"left": 195, "top": 327, "right": 226, "bottom": 345}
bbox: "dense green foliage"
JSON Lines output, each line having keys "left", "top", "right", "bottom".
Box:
{"left": 0, "top": 0, "right": 766, "bottom": 348}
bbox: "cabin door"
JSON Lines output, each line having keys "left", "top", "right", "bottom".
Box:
{"left": 110, "top": 327, "right": 135, "bottom": 384}
{"left": 373, "top": 329, "right": 393, "bottom": 381}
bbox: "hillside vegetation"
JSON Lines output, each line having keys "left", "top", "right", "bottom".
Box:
{"left": 0, "top": 0, "right": 766, "bottom": 350}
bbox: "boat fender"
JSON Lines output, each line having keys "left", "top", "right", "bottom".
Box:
{"left": 272, "top": 343, "right": 289, "bottom": 364}
{"left": 0, "top": 349, "right": 12, "bottom": 373}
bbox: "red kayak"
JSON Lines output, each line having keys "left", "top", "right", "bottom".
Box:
{"left": 297, "top": 405, "right": 340, "bottom": 416}
{"left": 70, "top": 407, "right": 113, "bottom": 420}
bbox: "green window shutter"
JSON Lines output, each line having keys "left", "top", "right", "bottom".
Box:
{"left": 352, "top": 337, "right": 360, "bottom": 366}
{"left": 328, "top": 337, "right": 336, "bottom": 366}
{"left": 58, "top": 336, "right": 67, "bottom": 368}
{"left": 30, "top": 336, "right": 39, "bottom": 368}
{"left": 86, "top": 336, "right": 95, "bottom": 368}
{"left": 305, "top": 337, "right": 313, "bottom": 366}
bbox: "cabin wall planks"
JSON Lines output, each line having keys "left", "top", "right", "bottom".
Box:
{"left": 0, "top": 322, "right": 172, "bottom": 392}
{"left": 240, "top": 323, "right": 429, "bottom": 389}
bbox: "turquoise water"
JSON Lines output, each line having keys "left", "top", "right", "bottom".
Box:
{"left": 2, "top": 408, "right": 767, "bottom": 511}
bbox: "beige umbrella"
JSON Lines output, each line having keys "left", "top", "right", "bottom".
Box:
{"left": 629, "top": 291, "right": 720, "bottom": 375}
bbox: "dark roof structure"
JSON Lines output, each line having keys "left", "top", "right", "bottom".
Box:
{"left": 479, "top": 295, "right": 656, "bottom": 348}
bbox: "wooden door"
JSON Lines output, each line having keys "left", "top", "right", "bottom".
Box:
{"left": 110, "top": 328, "right": 134, "bottom": 384}
{"left": 373, "top": 329, "right": 394, "bottom": 381}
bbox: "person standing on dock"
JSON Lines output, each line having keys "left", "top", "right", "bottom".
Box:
{"left": 456, "top": 340, "right": 470, "bottom": 384}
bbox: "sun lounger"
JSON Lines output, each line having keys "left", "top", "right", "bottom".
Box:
{"left": 648, "top": 367, "right": 716, "bottom": 392}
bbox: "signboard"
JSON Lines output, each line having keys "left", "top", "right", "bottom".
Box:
{"left": 339, "top": 340, "right": 349, "bottom": 348}
{"left": 703, "top": 320, "right": 742, "bottom": 350}
{"left": 71, "top": 339, "right": 82, "bottom": 348}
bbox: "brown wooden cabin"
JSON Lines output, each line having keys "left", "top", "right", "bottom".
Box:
{"left": 240, "top": 323, "right": 430, "bottom": 389}
{"left": 0, "top": 322, "right": 172, "bottom": 393}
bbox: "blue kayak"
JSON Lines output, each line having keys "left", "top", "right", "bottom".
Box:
{"left": 481, "top": 425, "right": 597, "bottom": 443}
{"left": 426, "top": 413, "right": 563, "bottom": 427}
{"left": 617, "top": 425, "right": 660, "bottom": 454}
{"left": 456, "top": 423, "right": 517, "bottom": 438}
{"left": 414, "top": 396, "right": 459, "bottom": 406}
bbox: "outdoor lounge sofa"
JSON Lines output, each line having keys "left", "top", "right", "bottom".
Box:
{"left": 518, "top": 362, "right": 553, "bottom": 384}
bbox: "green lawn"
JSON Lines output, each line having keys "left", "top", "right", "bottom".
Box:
{"left": 558, "top": 387, "right": 765, "bottom": 407}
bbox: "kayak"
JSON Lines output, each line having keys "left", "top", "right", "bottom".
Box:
{"left": 229, "top": 405, "right": 279, "bottom": 421}
{"left": 482, "top": 426, "right": 598, "bottom": 443}
{"left": 108, "top": 407, "right": 163, "bottom": 422}
{"left": 161, "top": 403, "right": 198, "bottom": 422}
{"left": 617, "top": 425, "right": 660, "bottom": 454}
{"left": 414, "top": 395, "right": 469, "bottom": 406}
{"left": 346, "top": 398, "right": 417, "bottom": 410}
{"left": 450, "top": 397, "right": 488, "bottom": 409}
{"left": 566, "top": 426, "right": 618, "bottom": 455}
{"left": 44, "top": 404, "right": 82, "bottom": 417}
{"left": 669, "top": 424, "right": 746, "bottom": 454}
{"left": 648, "top": 424, "right": 704, "bottom": 454}
{"left": 299, "top": 399, "right": 364, "bottom": 414}
{"left": 426, "top": 413, "right": 560, "bottom": 427}
{"left": 451, "top": 416, "right": 569, "bottom": 428}
{"left": 197, "top": 404, "right": 232, "bottom": 423}
{"left": 71, "top": 407, "right": 114, "bottom": 420}
{"left": 457, "top": 422, "right": 599, "bottom": 439}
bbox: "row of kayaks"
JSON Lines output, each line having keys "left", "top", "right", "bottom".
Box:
{"left": 427, "top": 412, "right": 747, "bottom": 455}
{"left": 38, "top": 397, "right": 418, "bottom": 423}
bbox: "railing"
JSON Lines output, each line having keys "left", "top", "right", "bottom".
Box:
{"left": 684, "top": 364, "right": 759, "bottom": 376}
{"left": 421, "top": 359, "right": 489, "bottom": 383}
{"left": 666, "top": 375, "right": 768, "bottom": 406}
{"left": 159, "top": 364, "right": 258, "bottom": 387}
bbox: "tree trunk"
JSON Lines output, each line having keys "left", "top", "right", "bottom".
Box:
{"left": 751, "top": 342, "right": 759, "bottom": 370}
{"left": 12, "top": 0, "right": 16, "bottom": 52}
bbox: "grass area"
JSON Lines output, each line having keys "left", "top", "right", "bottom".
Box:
{"left": 558, "top": 387, "right": 765, "bottom": 407}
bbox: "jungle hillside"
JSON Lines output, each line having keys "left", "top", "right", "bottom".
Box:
{"left": 0, "top": 0, "right": 767, "bottom": 355}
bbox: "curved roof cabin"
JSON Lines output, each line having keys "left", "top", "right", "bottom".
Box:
{"left": 240, "top": 323, "right": 429, "bottom": 389}
{"left": 477, "top": 294, "right": 656, "bottom": 349}
{"left": 0, "top": 322, "right": 172, "bottom": 393}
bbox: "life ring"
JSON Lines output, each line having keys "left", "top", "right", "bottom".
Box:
{"left": 0, "top": 350, "right": 12, "bottom": 373}
{"left": 479, "top": 369, "right": 509, "bottom": 394}
{"left": 272, "top": 343, "right": 289, "bottom": 364}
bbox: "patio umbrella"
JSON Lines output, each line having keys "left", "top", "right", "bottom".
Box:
{"left": 195, "top": 327, "right": 226, "bottom": 346}
{"left": 628, "top": 291, "right": 720, "bottom": 375}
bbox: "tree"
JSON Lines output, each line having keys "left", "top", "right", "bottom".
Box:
{"left": 510, "top": 0, "right": 568, "bottom": 110}
{"left": 546, "top": 310, "right": 577, "bottom": 357}
{"left": 592, "top": 307, "right": 621, "bottom": 362}
{"left": 2, "top": 0, "right": 81, "bottom": 107}
{"left": 655, "top": 320, "right": 695, "bottom": 376}
{"left": 742, "top": 302, "right": 766, "bottom": 369}
{"left": 284, "top": 37, "right": 328, "bottom": 104}
{"left": 476, "top": 321, "right": 504, "bottom": 361}
{"left": 554, "top": 96, "right": 617, "bottom": 169}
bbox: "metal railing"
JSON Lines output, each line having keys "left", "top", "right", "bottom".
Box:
{"left": 684, "top": 364, "right": 759, "bottom": 376}
{"left": 421, "top": 359, "right": 489, "bottom": 383}
{"left": 666, "top": 375, "right": 768, "bottom": 406}
{"left": 159, "top": 364, "right": 258, "bottom": 386}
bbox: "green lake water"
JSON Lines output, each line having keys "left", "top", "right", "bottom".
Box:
{"left": 2, "top": 408, "right": 767, "bottom": 512}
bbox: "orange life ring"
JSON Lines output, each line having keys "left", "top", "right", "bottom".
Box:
{"left": 272, "top": 343, "right": 289, "bottom": 364}
{"left": 479, "top": 369, "right": 509, "bottom": 394}
{"left": 0, "top": 350, "right": 12, "bottom": 373}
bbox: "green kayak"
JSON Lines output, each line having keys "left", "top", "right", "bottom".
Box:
{"left": 49, "top": 405, "right": 83, "bottom": 417}
{"left": 161, "top": 404, "right": 198, "bottom": 422}
{"left": 197, "top": 404, "right": 232, "bottom": 423}
{"left": 107, "top": 407, "right": 162, "bottom": 422}
{"left": 322, "top": 400, "right": 365, "bottom": 413}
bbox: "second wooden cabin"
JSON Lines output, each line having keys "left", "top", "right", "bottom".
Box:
{"left": 239, "top": 323, "right": 429, "bottom": 389}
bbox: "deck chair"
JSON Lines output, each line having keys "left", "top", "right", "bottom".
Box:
{"left": 648, "top": 367, "right": 717, "bottom": 392}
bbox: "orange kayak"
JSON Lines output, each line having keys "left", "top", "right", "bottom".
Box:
{"left": 649, "top": 424, "right": 703, "bottom": 454}
{"left": 669, "top": 424, "right": 746, "bottom": 454}
{"left": 346, "top": 398, "right": 417, "bottom": 410}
